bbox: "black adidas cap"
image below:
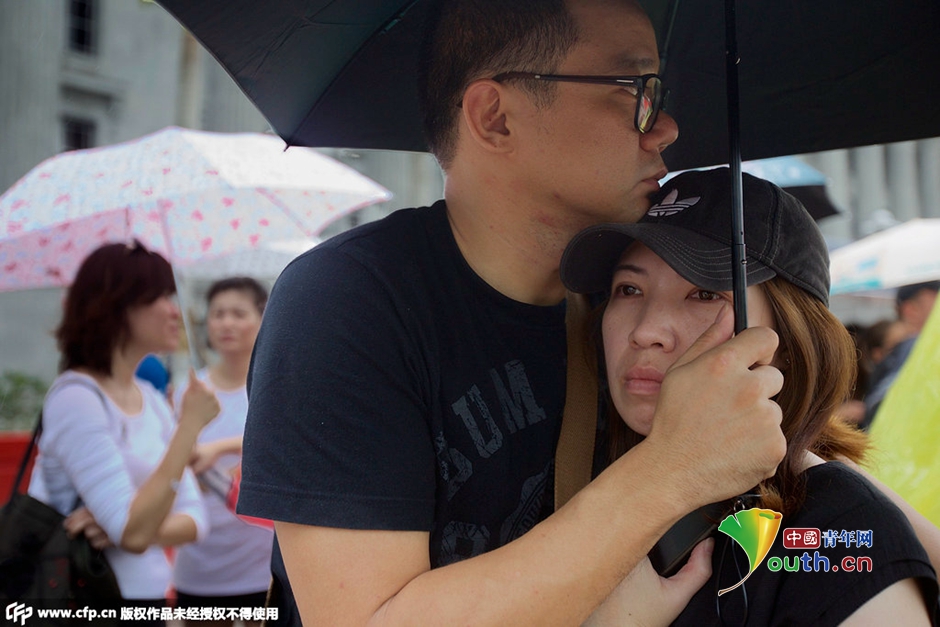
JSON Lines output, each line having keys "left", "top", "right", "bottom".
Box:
{"left": 560, "top": 167, "right": 831, "bottom": 305}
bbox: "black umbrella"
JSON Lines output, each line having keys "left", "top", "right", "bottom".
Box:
{"left": 156, "top": 0, "right": 940, "bottom": 162}
{"left": 157, "top": 0, "right": 940, "bottom": 327}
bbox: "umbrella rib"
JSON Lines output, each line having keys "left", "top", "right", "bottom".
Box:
{"left": 255, "top": 187, "right": 317, "bottom": 238}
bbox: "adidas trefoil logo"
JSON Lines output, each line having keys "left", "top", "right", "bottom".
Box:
{"left": 647, "top": 188, "right": 701, "bottom": 217}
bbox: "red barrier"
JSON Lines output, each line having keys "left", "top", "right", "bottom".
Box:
{"left": 0, "top": 432, "right": 36, "bottom": 497}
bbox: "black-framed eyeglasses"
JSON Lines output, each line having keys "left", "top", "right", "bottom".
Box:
{"left": 491, "top": 72, "right": 667, "bottom": 134}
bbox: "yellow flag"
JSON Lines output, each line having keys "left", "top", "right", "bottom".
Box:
{"left": 869, "top": 303, "right": 940, "bottom": 528}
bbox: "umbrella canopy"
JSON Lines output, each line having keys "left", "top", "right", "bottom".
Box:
{"left": 665, "top": 157, "right": 840, "bottom": 221}
{"left": 0, "top": 126, "right": 391, "bottom": 292}
{"left": 181, "top": 237, "right": 321, "bottom": 282}
{"left": 829, "top": 218, "right": 940, "bottom": 296}
{"left": 154, "top": 0, "right": 940, "bottom": 170}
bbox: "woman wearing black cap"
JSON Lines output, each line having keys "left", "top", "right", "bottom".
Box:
{"left": 563, "top": 169, "right": 938, "bottom": 625}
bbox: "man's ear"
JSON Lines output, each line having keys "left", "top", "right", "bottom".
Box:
{"left": 460, "top": 79, "right": 514, "bottom": 154}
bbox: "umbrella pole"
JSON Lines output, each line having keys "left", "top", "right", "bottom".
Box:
{"left": 725, "top": 0, "right": 748, "bottom": 334}
{"left": 172, "top": 265, "right": 203, "bottom": 371}
{"left": 156, "top": 209, "right": 202, "bottom": 370}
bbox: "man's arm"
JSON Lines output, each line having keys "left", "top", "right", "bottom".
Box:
{"left": 278, "top": 312, "right": 786, "bottom": 626}
{"left": 279, "top": 444, "right": 713, "bottom": 627}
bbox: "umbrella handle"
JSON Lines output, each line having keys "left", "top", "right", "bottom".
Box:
{"left": 172, "top": 265, "right": 202, "bottom": 369}
{"left": 725, "top": 0, "right": 748, "bottom": 333}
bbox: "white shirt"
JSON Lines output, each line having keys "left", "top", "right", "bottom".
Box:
{"left": 171, "top": 368, "right": 273, "bottom": 595}
{"left": 28, "top": 371, "right": 207, "bottom": 599}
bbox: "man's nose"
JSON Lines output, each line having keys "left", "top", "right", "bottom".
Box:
{"left": 642, "top": 110, "right": 678, "bottom": 154}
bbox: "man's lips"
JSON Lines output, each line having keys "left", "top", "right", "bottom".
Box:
{"left": 643, "top": 168, "right": 669, "bottom": 189}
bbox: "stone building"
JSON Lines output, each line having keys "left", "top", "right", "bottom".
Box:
{"left": 0, "top": 0, "right": 442, "bottom": 383}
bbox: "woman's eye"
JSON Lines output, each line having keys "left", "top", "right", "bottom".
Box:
{"left": 693, "top": 289, "right": 722, "bottom": 301}
{"left": 615, "top": 284, "right": 640, "bottom": 297}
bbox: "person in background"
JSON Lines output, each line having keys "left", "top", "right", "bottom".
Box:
{"left": 862, "top": 280, "right": 940, "bottom": 429}
{"left": 833, "top": 322, "right": 868, "bottom": 425}
{"left": 136, "top": 353, "right": 171, "bottom": 397}
{"left": 172, "top": 277, "right": 272, "bottom": 627}
{"left": 865, "top": 318, "right": 910, "bottom": 368}
{"left": 27, "top": 240, "right": 219, "bottom": 625}
{"left": 561, "top": 169, "right": 938, "bottom": 625}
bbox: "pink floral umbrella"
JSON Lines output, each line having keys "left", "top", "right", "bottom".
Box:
{"left": 0, "top": 126, "right": 392, "bottom": 291}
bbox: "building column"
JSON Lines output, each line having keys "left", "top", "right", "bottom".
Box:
{"left": 918, "top": 138, "right": 940, "bottom": 218}
{"left": 854, "top": 145, "right": 890, "bottom": 237}
{"left": 176, "top": 31, "right": 205, "bottom": 129}
{"left": 886, "top": 141, "right": 920, "bottom": 222}
{"left": 0, "top": 2, "right": 62, "bottom": 193}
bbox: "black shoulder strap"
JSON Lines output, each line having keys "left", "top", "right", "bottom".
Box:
{"left": 9, "top": 411, "right": 44, "bottom": 501}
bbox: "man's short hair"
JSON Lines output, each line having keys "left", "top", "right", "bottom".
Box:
{"left": 896, "top": 280, "right": 940, "bottom": 306}
{"left": 418, "top": 0, "right": 579, "bottom": 168}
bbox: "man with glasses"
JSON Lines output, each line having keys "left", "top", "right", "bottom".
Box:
{"left": 239, "top": 1, "right": 785, "bottom": 624}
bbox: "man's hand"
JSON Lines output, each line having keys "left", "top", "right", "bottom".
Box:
{"left": 643, "top": 305, "right": 786, "bottom": 510}
{"left": 583, "top": 538, "right": 714, "bottom": 626}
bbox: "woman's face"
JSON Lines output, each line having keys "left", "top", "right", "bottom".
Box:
{"left": 126, "top": 293, "right": 181, "bottom": 354}
{"left": 602, "top": 243, "right": 777, "bottom": 437}
{"left": 206, "top": 289, "right": 262, "bottom": 358}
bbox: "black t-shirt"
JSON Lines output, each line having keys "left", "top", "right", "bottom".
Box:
{"left": 674, "top": 462, "right": 939, "bottom": 626}
{"left": 238, "top": 202, "right": 567, "bottom": 623}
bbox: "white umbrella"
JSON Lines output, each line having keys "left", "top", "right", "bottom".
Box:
{"left": 181, "top": 237, "right": 320, "bottom": 281}
{"left": 0, "top": 126, "right": 391, "bottom": 365}
{"left": 829, "top": 218, "right": 940, "bottom": 296}
{"left": 0, "top": 126, "right": 391, "bottom": 292}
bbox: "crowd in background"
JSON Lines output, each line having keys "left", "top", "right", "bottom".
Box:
{"left": 839, "top": 280, "right": 939, "bottom": 429}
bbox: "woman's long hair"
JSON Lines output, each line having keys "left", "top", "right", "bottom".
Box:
{"left": 56, "top": 241, "right": 175, "bottom": 376}
{"left": 604, "top": 276, "right": 867, "bottom": 516}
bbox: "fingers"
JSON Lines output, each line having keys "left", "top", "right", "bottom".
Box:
{"left": 63, "top": 508, "right": 113, "bottom": 549}
{"left": 647, "top": 322, "right": 786, "bottom": 508}
{"left": 666, "top": 538, "right": 713, "bottom": 593}
{"left": 64, "top": 507, "right": 93, "bottom": 538}
{"left": 189, "top": 447, "right": 207, "bottom": 473}
{"left": 83, "top": 524, "right": 113, "bottom": 550}
{"left": 190, "top": 448, "right": 213, "bottom": 474}
{"left": 667, "top": 303, "right": 734, "bottom": 373}
{"left": 180, "top": 372, "right": 221, "bottom": 426}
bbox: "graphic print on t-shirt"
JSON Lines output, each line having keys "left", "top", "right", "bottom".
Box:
{"left": 450, "top": 359, "right": 547, "bottom": 458}
{"left": 436, "top": 359, "right": 551, "bottom": 565}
